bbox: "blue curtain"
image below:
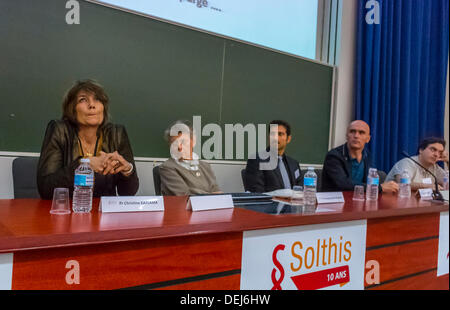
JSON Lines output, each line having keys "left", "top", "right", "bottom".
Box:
{"left": 355, "top": 0, "right": 449, "bottom": 173}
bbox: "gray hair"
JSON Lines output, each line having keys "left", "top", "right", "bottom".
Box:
{"left": 164, "top": 120, "right": 195, "bottom": 143}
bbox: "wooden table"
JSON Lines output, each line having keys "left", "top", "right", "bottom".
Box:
{"left": 0, "top": 192, "right": 448, "bottom": 290}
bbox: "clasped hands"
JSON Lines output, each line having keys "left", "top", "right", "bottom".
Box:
{"left": 88, "top": 151, "right": 132, "bottom": 176}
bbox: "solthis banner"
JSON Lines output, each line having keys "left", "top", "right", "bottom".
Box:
{"left": 241, "top": 220, "right": 367, "bottom": 290}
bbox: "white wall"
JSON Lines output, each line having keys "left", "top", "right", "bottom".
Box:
{"left": 0, "top": 155, "right": 247, "bottom": 199}
{"left": 134, "top": 159, "right": 247, "bottom": 196}
{"left": 331, "top": 0, "right": 358, "bottom": 148}
{"left": 0, "top": 157, "right": 15, "bottom": 199}
{"left": 0, "top": 154, "right": 324, "bottom": 199}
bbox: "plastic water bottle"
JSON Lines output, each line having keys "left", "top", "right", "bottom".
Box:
{"left": 398, "top": 170, "right": 411, "bottom": 198}
{"left": 443, "top": 170, "right": 449, "bottom": 191}
{"left": 72, "top": 158, "right": 94, "bottom": 213}
{"left": 366, "top": 168, "right": 379, "bottom": 201}
{"left": 303, "top": 167, "right": 317, "bottom": 206}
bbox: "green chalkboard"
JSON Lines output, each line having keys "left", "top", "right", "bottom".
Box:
{"left": 0, "top": 0, "right": 334, "bottom": 164}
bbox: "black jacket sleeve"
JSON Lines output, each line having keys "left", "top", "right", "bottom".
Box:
{"left": 245, "top": 157, "right": 266, "bottom": 193}
{"left": 114, "top": 125, "right": 139, "bottom": 196}
{"left": 37, "top": 120, "right": 81, "bottom": 199}
{"left": 322, "top": 153, "right": 355, "bottom": 192}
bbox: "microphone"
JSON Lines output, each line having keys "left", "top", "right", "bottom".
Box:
{"left": 401, "top": 151, "right": 444, "bottom": 201}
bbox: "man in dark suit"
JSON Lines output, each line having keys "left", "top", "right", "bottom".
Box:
{"left": 245, "top": 120, "right": 302, "bottom": 193}
{"left": 321, "top": 120, "right": 398, "bottom": 193}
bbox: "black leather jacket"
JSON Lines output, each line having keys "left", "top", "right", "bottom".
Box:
{"left": 37, "top": 120, "right": 139, "bottom": 199}
{"left": 321, "top": 143, "right": 371, "bottom": 192}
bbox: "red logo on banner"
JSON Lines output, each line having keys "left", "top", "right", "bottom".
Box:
{"left": 271, "top": 244, "right": 285, "bottom": 290}
{"left": 291, "top": 265, "right": 350, "bottom": 290}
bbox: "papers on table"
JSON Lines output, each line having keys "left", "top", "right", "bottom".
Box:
{"left": 264, "top": 189, "right": 293, "bottom": 198}
{"left": 265, "top": 190, "right": 345, "bottom": 204}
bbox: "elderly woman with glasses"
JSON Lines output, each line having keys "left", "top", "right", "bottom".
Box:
{"left": 159, "top": 120, "right": 221, "bottom": 196}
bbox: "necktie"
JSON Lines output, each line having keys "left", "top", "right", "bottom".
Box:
{"left": 278, "top": 157, "right": 291, "bottom": 189}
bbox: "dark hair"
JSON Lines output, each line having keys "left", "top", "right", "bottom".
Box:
{"left": 269, "top": 120, "right": 291, "bottom": 136}
{"left": 417, "top": 137, "right": 446, "bottom": 153}
{"left": 62, "top": 79, "right": 110, "bottom": 127}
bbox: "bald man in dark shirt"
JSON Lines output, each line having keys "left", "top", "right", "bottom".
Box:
{"left": 321, "top": 120, "right": 398, "bottom": 193}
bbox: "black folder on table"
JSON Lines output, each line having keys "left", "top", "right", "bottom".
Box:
{"left": 190, "top": 192, "right": 273, "bottom": 206}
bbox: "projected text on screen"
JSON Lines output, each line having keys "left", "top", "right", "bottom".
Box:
{"left": 93, "top": 0, "right": 318, "bottom": 59}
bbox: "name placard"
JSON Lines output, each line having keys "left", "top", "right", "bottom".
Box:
{"left": 441, "top": 190, "right": 449, "bottom": 201}
{"left": 418, "top": 188, "right": 433, "bottom": 200}
{"left": 0, "top": 253, "right": 13, "bottom": 290}
{"left": 422, "top": 178, "right": 433, "bottom": 185}
{"left": 316, "top": 192, "right": 345, "bottom": 204}
{"left": 437, "top": 211, "right": 449, "bottom": 277}
{"left": 99, "top": 196, "right": 164, "bottom": 213}
{"left": 187, "top": 195, "right": 234, "bottom": 212}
